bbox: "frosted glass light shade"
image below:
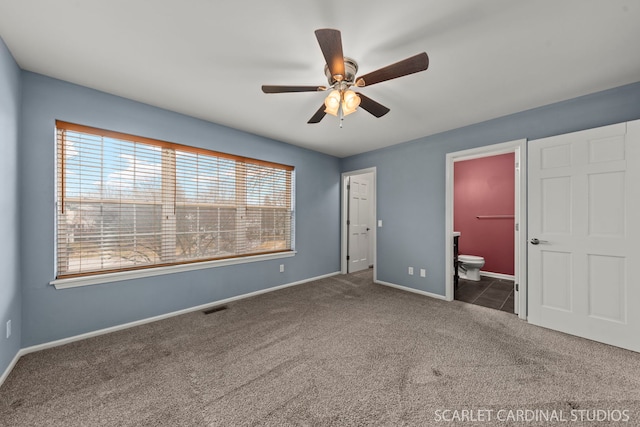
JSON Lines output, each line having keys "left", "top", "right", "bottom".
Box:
{"left": 342, "top": 90, "right": 360, "bottom": 116}
{"left": 324, "top": 90, "right": 341, "bottom": 116}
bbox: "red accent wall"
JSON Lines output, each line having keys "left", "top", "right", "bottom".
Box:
{"left": 454, "top": 153, "right": 514, "bottom": 275}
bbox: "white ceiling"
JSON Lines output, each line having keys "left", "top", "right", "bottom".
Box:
{"left": 1, "top": 1, "right": 639, "bottom": 157}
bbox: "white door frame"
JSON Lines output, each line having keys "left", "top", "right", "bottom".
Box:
{"left": 341, "top": 167, "right": 377, "bottom": 276}
{"left": 445, "top": 139, "right": 528, "bottom": 320}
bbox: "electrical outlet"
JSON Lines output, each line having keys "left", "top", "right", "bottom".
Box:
{"left": 6, "top": 320, "right": 11, "bottom": 339}
{"left": 420, "top": 269, "right": 426, "bottom": 277}
{"left": 408, "top": 267, "right": 414, "bottom": 275}
{"left": 378, "top": 220, "right": 382, "bottom": 227}
{"left": 279, "top": 264, "right": 285, "bottom": 273}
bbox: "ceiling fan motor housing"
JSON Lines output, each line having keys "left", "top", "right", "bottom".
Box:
{"left": 325, "top": 57, "right": 358, "bottom": 87}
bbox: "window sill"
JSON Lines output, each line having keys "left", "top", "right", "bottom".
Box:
{"left": 50, "top": 251, "right": 297, "bottom": 289}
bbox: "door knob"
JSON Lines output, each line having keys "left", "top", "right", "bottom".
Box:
{"left": 530, "top": 238, "right": 548, "bottom": 245}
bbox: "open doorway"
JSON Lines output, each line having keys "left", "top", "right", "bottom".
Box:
{"left": 454, "top": 153, "right": 516, "bottom": 313}
{"left": 341, "top": 168, "right": 376, "bottom": 276}
{"left": 445, "top": 140, "right": 527, "bottom": 320}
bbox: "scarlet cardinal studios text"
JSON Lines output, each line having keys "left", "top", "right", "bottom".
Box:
{"left": 433, "top": 408, "right": 630, "bottom": 423}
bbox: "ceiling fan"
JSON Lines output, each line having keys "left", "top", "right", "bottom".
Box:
{"left": 262, "top": 29, "right": 429, "bottom": 126}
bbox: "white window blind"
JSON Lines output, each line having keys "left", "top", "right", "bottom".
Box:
{"left": 56, "top": 121, "right": 293, "bottom": 279}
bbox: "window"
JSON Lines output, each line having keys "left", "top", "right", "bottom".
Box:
{"left": 56, "top": 121, "right": 294, "bottom": 279}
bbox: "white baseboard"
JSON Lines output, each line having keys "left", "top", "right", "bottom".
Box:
{"left": 375, "top": 280, "right": 447, "bottom": 301}
{"left": 480, "top": 271, "right": 515, "bottom": 281}
{"left": 0, "top": 348, "right": 26, "bottom": 389}
{"left": 1, "top": 271, "right": 340, "bottom": 388}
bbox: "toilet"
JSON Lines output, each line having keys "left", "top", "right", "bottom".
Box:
{"left": 458, "top": 255, "right": 485, "bottom": 281}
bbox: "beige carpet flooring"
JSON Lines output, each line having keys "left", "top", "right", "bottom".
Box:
{"left": 1, "top": 269, "right": 639, "bottom": 426}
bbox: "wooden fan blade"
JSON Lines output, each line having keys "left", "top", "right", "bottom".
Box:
{"left": 356, "top": 52, "right": 429, "bottom": 87}
{"left": 307, "top": 104, "right": 327, "bottom": 124}
{"left": 357, "top": 93, "right": 390, "bottom": 118}
{"left": 315, "top": 29, "right": 345, "bottom": 80}
{"left": 262, "top": 85, "right": 325, "bottom": 93}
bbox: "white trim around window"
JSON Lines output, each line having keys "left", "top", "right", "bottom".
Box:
{"left": 51, "top": 250, "right": 296, "bottom": 289}
{"left": 55, "top": 120, "right": 295, "bottom": 283}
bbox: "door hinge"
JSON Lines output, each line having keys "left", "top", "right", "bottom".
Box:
{"left": 515, "top": 283, "right": 519, "bottom": 291}
{"left": 515, "top": 223, "right": 519, "bottom": 231}
{"left": 347, "top": 184, "right": 350, "bottom": 190}
{"left": 347, "top": 220, "right": 350, "bottom": 225}
{"left": 346, "top": 255, "right": 350, "bottom": 261}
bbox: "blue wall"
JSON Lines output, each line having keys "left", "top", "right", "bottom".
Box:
{"left": 0, "top": 38, "right": 21, "bottom": 376}
{"left": 342, "top": 82, "right": 640, "bottom": 296}
{"left": 19, "top": 72, "right": 341, "bottom": 347}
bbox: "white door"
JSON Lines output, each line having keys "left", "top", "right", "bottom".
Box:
{"left": 528, "top": 120, "right": 640, "bottom": 352}
{"left": 348, "top": 175, "right": 370, "bottom": 272}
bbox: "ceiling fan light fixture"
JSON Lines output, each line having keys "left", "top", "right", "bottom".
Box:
{"left": 324, "top": 89, "right": 341, "bottom": 116}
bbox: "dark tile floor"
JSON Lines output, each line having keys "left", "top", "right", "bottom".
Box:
{"left": 455, "top": 276, "right": 515, "bottom": 314}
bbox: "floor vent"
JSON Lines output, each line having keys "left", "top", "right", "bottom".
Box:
{"left": 203, "top": 305, "right": 228, "bottom": 315}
